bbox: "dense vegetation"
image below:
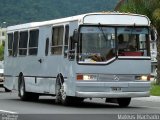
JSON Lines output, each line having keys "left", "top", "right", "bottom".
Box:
{"left": 150, "top": 83, "right": 160, "bottom": 96}
{"left": 0, "top": 0, "right": 118, "bottom": 26}
{"left": 0, "top": 44, "right": 4, "bottom": 61}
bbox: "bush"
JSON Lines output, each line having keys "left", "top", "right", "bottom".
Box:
{"left": 0, "top": 44, "right": 4, "bottom": 61}
{"left": 150, "top": 83, "right": 160, "bottom": 96}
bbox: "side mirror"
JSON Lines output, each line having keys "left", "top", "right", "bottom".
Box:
{"left": 68, "top": 50, "right": 75, "bottom": 60}
{"left": 64, "top": 49, "right": 68, "bottom": 58}
{"left": 151, "top": 28, "right": 156, "bottom": 41}
{"left": 72, "top": 29, "right": 79, "bottom": 43}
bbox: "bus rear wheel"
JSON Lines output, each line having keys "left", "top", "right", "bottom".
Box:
{"left": 18, "top": 76, "right": 39, "bottom": 101}
{"left": 117, "top": 98, "right": 131, "bottom": 107}
{"left": 4, "top": 87, "right": 11, "bottom": 92}
{"left": 18, "top": 77, "right": 29, "bottom": 101}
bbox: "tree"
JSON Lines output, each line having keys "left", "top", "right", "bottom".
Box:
{"left": 118, "top": 0, "right": 160, "bottom": 84}
{"left": 0, "top": 44, "right": 4, "bottom": 61}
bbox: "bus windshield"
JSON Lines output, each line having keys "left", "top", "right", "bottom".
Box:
{"left": 117, "top": 27, "right": 149, "bottom": 57}
{"left": 78, "top": 26, "right": 116, "bottom": 63}
{"left": 78, "top": 26, "right": 150, "bottom": 63}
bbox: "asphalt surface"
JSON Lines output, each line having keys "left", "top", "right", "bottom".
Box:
{"left": 0, "top": 88, "right": 160, "bottom": 120}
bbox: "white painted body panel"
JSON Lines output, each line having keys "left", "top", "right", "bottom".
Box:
{"left": 83, "top": 14, "right": 150, "bottom": 25}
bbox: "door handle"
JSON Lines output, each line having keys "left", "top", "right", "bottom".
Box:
{"left": 38, "top": 59, "right": 42, "bottom": 63}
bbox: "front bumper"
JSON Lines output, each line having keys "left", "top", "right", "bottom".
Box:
{"left": 75, "top": 81, "right": 150, "bottom": 98}
{"left": 76, "top": 91, "right": 150, "bottom": 98}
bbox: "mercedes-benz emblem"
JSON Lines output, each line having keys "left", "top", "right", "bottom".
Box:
{"left": 114, "top": 75, "right": 119, "bottom": 81}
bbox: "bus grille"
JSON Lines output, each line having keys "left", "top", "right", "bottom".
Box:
{"left": 98, "top": 74, "right": 135, "bottom": 82}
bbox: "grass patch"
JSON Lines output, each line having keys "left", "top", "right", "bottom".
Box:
{"left": 150, "top": 83, "right": 160, "bottom": 96}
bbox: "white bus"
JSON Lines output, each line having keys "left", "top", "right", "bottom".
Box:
{"left": 4, "top": 12, "right": 153, "bottom": 107}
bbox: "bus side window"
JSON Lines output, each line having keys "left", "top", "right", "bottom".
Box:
{"left": 8, "top": 33, "right": 13, "bottom": 56}
{"left": 29, "top": 29, "right": 39, "bottom": 55}
{"left": 19, "top": 31, "right": 28, "bottom": 56}
{"left": 51, "top": 26, "right": 64, "bottom": 55}
{"left": 64, "top": 25, "right": 69, "bottom": 57}
{"left": 13, "top": 31, "right": 19, "bottom": 57}
{"left": 45, "top": 38, "right": 49, "bottom": 56}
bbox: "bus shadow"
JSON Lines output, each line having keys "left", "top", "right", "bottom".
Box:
{"left": 8, "top": 98, "right": 119, "bottom": 108}
{"left": 6, "top": 95, "right": 141, "bottom": 109}
{"left": 35, "top": 98, "right": 137, "bottom": 109}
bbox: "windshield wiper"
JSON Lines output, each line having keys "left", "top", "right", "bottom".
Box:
{"left": 98, "top": 23, "right": 108, "bottom": 41}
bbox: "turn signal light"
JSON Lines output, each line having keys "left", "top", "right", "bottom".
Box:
{"left": 77, "top": 74, "right": 83, "bottom": 80}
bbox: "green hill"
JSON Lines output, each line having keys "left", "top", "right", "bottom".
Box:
{"left": 0, "top": 0, "right": 118, "bottom": 26}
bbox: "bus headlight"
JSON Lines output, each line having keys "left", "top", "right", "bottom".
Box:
{"left": 135, "top": 75, "right": 150, "bottom": 81}
{"left": 77, "top": 74, "right": 97, "bottom": 81}
{"left": 141, "top": 76, "right": 148, "bottom": 81}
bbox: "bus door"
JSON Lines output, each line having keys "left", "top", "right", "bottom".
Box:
{"left": 62, "top": 22, "right": 78, "bottom": 81}
{"left": 36, "top": 26, "right": 51, "bottom": 93}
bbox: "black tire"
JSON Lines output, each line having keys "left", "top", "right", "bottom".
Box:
{"left": 71, "top": 97, "right": 84, "bottom": 104}
{"left": 61, "top": 89, "right": 84, "bottom": 105}
{"left": 68, "top": 97, "right": 84, "bottom": 105}
{"left": 117, "top": 98, "right": 131, "bottom": 107}
{"left": 61, "top": 96, "right": 72, "bottom": 105}
{"left": 4, "top": 87, "right": 11, "bottom": 92}
{"left": 29, "top": 93, "right": 39, "bottom": 101}
{"left": 18, "top": 76, "right": 39, "bottom": 101}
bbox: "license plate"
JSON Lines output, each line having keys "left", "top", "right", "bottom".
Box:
{"left": 111, "top": 87, "right": 122, "bottom": 92}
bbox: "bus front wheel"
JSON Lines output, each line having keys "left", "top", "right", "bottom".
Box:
{"left": 60, "top": 83, "right": 72, "bottom": 105}
{"left": 55, "top": 78, "right": 62, "bottom": 104}
{"left": 55, "top": 74, "right": 72, "bottom": 105}
{"left": 117, "top": 98, "right": 131, "bottom": 107}
{"left": 4, "top": 87, "right": 11, "bottom": 92}
{"left": 60, "top": 83, "right": 84, "bottom": 105}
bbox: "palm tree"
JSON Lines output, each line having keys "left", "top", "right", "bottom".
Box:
{"left": 117, "top": 0, "right": 160, "bottom": 84}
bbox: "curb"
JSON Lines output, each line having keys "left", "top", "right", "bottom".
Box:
{"left": 133, "top": 96, "right": 160, "bottom": 102}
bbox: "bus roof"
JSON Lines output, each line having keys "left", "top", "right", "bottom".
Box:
{"left": 7, "top": 12, "right": 150, "bottom": 32}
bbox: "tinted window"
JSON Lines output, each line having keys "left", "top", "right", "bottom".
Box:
{"left": 29, "top": 29, "right": 39, "bottom": 55}
{"left": 51, "top": 26, "right": 64, "bottom": 55}
{"left": 64, "top": 25, "right": 69, "bottom": 57}
{"left": 79, "top": 27, "right": 116, "bottom": 62}
{"left": 13, "top": 32, "right": 19, "bottom": 56}
{"left": 19, "top": 31, "right": 28, "bottom": 55}
{"left": 8, "top": 33, "right": 13, "bottom": 56}
{"left": 65, "top": 25, "right": 69, "bottom": 46}
{"left": 117, "top": 27, "right": 149, "bottom": 56}
{"left": 45, "top": 38, "right": 49, "bottom": 56}
{"left": 2, "top": 32, "right": 5, "bottom": 36}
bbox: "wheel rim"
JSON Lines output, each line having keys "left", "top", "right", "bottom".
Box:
{"left": 60, "top": 84, "right": 66, "bottom": 101}
{"left": 55, "top": 75, "right": 66, "bottom": 103}
{"left": 20, "top": 82, "right": 24, "bottom": 97}
{"left": 55, "top": 81, "right": 62, "bottom": 103}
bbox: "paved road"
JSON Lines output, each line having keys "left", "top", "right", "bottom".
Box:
{"left": 0, "top": 88, "right": 160, "bottom": 120}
